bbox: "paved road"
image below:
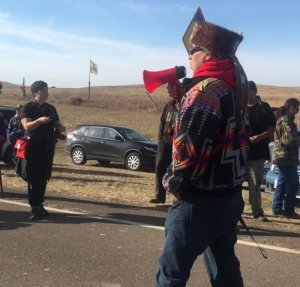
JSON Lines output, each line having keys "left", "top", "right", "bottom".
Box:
{"left": 0, "top": 189, "right": 299, "bottom": 287}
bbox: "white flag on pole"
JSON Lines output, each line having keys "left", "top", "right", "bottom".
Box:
{"left": 90, "top": 59, "right": 98, "bottom": 74}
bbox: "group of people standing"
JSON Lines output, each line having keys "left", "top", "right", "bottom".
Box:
{"left": 2, "top": 6, "right": 298, "bottom": 286}
{"left": 246, "top": 80, "right": 299, "bottom": 220}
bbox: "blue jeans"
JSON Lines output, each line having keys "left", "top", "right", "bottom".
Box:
{"left": 272, "top": 165, "right": 299, "bottom": 216}
{"left": 156, "top": 192, "right": 244, "bottom": 287}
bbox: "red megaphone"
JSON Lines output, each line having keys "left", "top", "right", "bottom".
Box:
{"left": 143, "top": 66, "right": 186, "bottom": 94}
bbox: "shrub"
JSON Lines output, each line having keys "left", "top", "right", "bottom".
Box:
{"left": 69, "top": 97, "right": 83, "bottom": 106}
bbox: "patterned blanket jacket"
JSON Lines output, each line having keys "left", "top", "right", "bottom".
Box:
{"left": 163, "top": 76, "right": 249, "bottom": 197}
{"left": 272, "top": 115, "right": 299, "bottom": 166}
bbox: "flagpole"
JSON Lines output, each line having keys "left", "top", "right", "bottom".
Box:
{"left": 88, "top": 60, "right": 91, "bottom": 100}
{"left": 21, "top": 76, "right": 26, "bottom": 97}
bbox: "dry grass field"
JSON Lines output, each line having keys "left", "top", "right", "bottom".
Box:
{"left": 1, "top": 81, "right": 300, "bottom": 216}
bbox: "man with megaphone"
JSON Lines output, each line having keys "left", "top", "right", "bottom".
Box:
{"left": 155, "top": 7, "right": 249, "bottom": 287}
{"left": 143, "top": 66, "right": 185, "bottom": 204}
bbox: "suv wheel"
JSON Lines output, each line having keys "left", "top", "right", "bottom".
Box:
{"left": 71, "top": 147, "right": 87, "bottom": 165}
{"left": 126, "top": 152, "right": 142, "bottom": 171}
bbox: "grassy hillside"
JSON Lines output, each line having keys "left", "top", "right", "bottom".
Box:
{"left": 1, "top": 81, "right": 300, "bottom": 138}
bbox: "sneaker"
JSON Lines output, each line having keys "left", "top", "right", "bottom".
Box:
{"left": 28, "top": 207, "right": 42, "bottom": 221}
{"left": 253, "top": 214, "right": 268, "bottom": 222}
{"left": 39, "top": 205, "right": 49, "bottom": 217}
{"left": 256, "top": 215, "right": 268, "bottom": 222}
{"left": 149, "top": 198, "right": 165, "bottom": 204}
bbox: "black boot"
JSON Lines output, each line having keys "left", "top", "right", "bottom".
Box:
{"left": 39, "top": 205, "right": 49, "bottom": 217}
{"left": 149, "top": 198, "right": 165, "bottom": 204}
{"left": 28, "top": 206, "right": 42, "bottom": 220}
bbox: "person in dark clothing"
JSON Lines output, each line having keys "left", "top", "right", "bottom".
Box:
{"left": 155, "top": 11, "right": 249, "bottom": 287}
{"left": 0, "top": 112, "right": 7, "bottom": 144}
{"left": 246, "top": 81, "right": 276, "bottom": 221}
{"left": 0, "top": 111, "right": 7, "bottom": 154}
{"left": 8, "top": 104, "right": 24, "bottom": 146}
{"left": 149, "top": 80, "right": 182, "bottom": 204}
{"left": 20, "top": 80, "right": 65, "bottom": 220}
{"left": 272, "top": 98, "right": 300, "bottom": 218}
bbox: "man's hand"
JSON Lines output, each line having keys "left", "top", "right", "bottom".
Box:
{"left": 250, "top": 135, "right": 260, "bottom": 143}
{"left": 172, "top": 193, "right": 181, "bottom": 201}
{"left": 39, "top": 116, "right": 52, "bottom": 124}
{"left": 57, "top": 121, "right": 66, "bottom": 132}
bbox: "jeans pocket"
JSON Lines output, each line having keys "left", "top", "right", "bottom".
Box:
{"left": 165, "top": 201, "right": 182, "bottom": 232}
{"left": 165, "top": 201, "right": 193, "bottom": 232}
{"left": 169, "top": 200, "right": 182, "bottom": 210}
{"left": 175, "top": 201, "right": 192, "bottom": 223}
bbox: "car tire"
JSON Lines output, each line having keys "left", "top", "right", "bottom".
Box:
{"left": 71, "top": 147, "right": 87, "bottom": 165}
{"left": 125, "top": 152, "right": 142, "bottom": 171}
{"left": 98, "top": 160, "right": 110, "bottom": 166}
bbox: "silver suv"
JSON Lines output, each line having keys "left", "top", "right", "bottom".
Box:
{"left": 0, "top": 106, "right": 16, "bottom": 165}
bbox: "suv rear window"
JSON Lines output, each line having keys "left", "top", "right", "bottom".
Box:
{"left": 0, "top": 106, "right": 15, "bottom": 122}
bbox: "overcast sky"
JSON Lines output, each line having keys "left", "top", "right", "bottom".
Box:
{"left": 0, "top": 0, "right": 299, "bottom": 88}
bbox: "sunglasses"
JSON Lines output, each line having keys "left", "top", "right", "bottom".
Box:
{"left": 189, "top": 46, "right": 209, "bottom": 56}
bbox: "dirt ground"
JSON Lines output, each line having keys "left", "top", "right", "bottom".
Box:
{"left": 2, "top": 145, "right": 299, "bottom": 233}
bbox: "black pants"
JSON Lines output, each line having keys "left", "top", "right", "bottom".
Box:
{"left": 28, "top": 179, "right": 47, "bottom": 207}
{"left": 26, "top": 144, "right": 54, "bottom": 207}
{"left": 154, "top": 140, "right": 172, "bottom": 201}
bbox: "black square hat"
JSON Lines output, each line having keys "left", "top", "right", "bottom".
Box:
{"left": 182, "top": 7, "right": 243, "bottom": 57}
{"left": 182, "top": 7, "right": 205, "bottom": 54}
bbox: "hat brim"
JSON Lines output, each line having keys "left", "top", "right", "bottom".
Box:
{"left": 182, "top": 7, "right": 205, "bottom": 54}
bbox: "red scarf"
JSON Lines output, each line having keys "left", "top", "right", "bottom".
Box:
{"left": 193, "top": 59, "right": 235, "bottom": 88}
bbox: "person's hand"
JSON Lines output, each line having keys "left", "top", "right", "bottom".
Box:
{"left": 250, "top": 135, "right": 259, "bottom": 143}
{"left": 172, "top": 192, "right": 181, "bottom": 201}
{"left": 39, "top": 116, "right": 52, "bottom": 124}
{"left": 58, "top": 122, "right": 66, "bottom": 132}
